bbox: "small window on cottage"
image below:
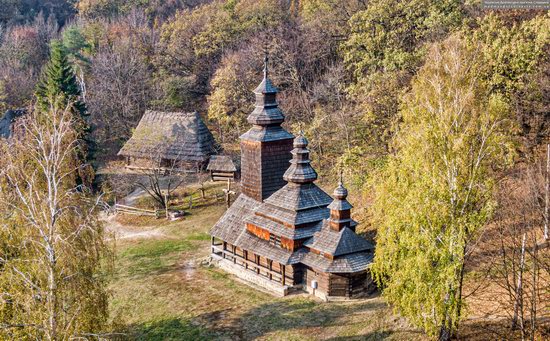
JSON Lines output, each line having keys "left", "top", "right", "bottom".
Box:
{"left": 269, "top": 234, "right": 281, "bottom": 247}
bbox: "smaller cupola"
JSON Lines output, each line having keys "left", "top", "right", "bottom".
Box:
{"left": 327, "top": 176, "right": 357, "bottom": 232}
{"left": 283, "top": 131, "right": 318, "bottom": 184}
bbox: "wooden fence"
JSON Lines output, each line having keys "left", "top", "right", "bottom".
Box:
{"left": 114, "top": 204, "right": 162, "bottom": 217}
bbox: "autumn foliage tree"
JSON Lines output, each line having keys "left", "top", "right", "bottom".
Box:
{"left": 371, "top": 36, "right": 516, "bottom": 340}
{"left": 0, "top": 102, "right": 113, "bottom": 340}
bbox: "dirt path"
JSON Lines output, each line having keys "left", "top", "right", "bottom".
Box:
{"left": 119, "top": 187, "right": 146, "bottom": 206}
{"left": 102, "top": 213, "right": 165, "bottom": 240}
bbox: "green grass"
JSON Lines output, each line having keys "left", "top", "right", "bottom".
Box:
{"left": 108, "top": 188, "right": 423, "bottom": 341}
{"left": 122, "top": 239, "right": 194, "bottom": 259}
{"left": 130, "top": 318, "right": 215, "bottom": 341}
{"left": 119, "top": 239, "right": 193, "bottom": 277}
{"left": 186, "top": 232, "right": 211, "bottom": 241}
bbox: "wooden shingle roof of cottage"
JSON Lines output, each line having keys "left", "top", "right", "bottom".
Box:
{"left": 118, "top": 110, "right": 218, "bottom": 162}
{"left": 207, "top": 155, "right": 238, "bottom": 172}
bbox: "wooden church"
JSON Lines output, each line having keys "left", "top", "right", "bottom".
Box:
{"left": 210, "top": 57, "right": 375, "bottom": 300}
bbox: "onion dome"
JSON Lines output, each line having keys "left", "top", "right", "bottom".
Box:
{"left": 247, "top": 54, "right": 285, "bottom": 126}
{"left": 327, "top": 177, "right": 356, "bottom": 231}
{"left": 283, "top": 132, "right": 318, "bottom": 184}
{"left": 333, "top": 181, "right": 348, "bottom": 200}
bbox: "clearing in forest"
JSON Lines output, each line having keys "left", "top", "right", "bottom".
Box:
{"left": 107, "top": 187, "right": 420, "bottom": 340}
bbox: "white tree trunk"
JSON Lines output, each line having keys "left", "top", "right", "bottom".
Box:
{"left": 544, "top": 144, "right": 549, "bottom": 240}
{"left": 512, "top": 233, "right": 526, "bottom": 335}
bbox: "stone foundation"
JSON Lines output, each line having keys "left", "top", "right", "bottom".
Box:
{"left": 211, "top": 254, "right": 290, "bottom": 296}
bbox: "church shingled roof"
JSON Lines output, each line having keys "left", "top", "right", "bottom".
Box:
{"left": 246, "top": 54, "right": 287, "bottom": 127}
{"left": 210, "top": 194, "right": 261, "bottom": 245}
{"left": 251, "top": 132, "right": 331, "bottom": 230}
{"left": 304, "top": 223, "right": 374, "bottom": 257}
{"left": 283, "top": 133, "right": 318, "bottom": 184}
{"left": 263, "top": 183, "right": 332, "bottom": 212}
{"left": 300, "top": 250, "right": 373, "bottom": 273}
{"left": 244, "top": 215, "right": 324, "bottom": 240}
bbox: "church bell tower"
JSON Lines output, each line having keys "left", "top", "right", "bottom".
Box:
{"left": 240, "top": 55, "right": 294, "bottom": 202}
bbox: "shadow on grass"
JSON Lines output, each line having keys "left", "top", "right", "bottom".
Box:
{"left": 245, "top": 300, "right": 389, "bottom": 340}
{"left": 457, "top": 317, "right": 550, "bottom": 341}
{"left": 119, "top": 300, "right": 399, "bottom": 340}
{"left": 325, "top": 330, "right": 393, "bottom": 341}
{"left": 118, "top": 318, "right": 217, "bottom": 341}
{"left": 185, "top": 299, "right": 403, "bottom": 340}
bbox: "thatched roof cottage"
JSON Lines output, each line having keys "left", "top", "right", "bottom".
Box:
{"left": 118, "top": 110, "right": 219, "bottom": 170}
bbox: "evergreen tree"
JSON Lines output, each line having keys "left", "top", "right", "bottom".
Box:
{"left": 35, "top": 39, "right": 87, "bottom": 118}
{"left": 35, "top": 40, "right": 93, "bottom": 187}
{"left": 371, "top": 35, "right": 516, "bottom": 340}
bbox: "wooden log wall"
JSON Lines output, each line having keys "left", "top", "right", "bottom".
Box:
{"left": 328, "top": 273, "right": 349, "bottom": 297}
{"left": 216, "top": 242, "right": 295, "bottom": 285}
{"left": 246, "top": 223, "right": 270, "bottom": 241}
{"left": 348, "top": 271, "right": 376, "bottom": 298}
{"left": 306, "top": 268, "right": 330, "bottom": 294}
{"left": 211, "top": 171, "right": 235, "bottom": 182}
{"left": 240, "top": 140, "right": 262, "bottom": 201}
{"left": 260, "top": 140, "right": 293, "bottom": 200}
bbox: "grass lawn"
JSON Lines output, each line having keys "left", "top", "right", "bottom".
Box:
{"left": 108, "top": 186, "right": 424, "bottom": 341}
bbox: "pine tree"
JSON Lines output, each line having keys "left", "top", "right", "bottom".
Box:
{"left": 35, "top": 40, "right": 93, "bottom": 187}
{"left": 35, "top": 39, "right": 87, "bottom": 118}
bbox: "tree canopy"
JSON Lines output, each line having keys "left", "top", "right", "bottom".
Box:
{"left": 371, "top": 35, "right": 516, "bottom": 338}
{"left": 35, "top": 40, "right": 87, "bottom": 117}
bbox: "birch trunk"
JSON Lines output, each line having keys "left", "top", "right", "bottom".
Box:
{"left": 512, "top": 233, "right": 526, "bottom": 332}
{"left": 544, "top": 144, "right": 549, "bottom": 240}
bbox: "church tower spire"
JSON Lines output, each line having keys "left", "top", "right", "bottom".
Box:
{"left": 327, "top": 175, "right": 357, "bottom": 232}
{"left": 247, "top": 53, "right": 284, "bottom": 126}
{"left": 240, "top": 55, "right": 294, "bottom": 202}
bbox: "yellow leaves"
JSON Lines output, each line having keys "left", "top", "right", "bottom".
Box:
{"left": 0, "top": 105, "right": 112, "bottom": 338}
{"left": 371, "top": 33, "right": 517, "bottom": 337}
{"left": 466, "top": 13, "right": 550, "bottom": 96}
{"left": 206, "top": 52, "right": 254, "bottom": 141}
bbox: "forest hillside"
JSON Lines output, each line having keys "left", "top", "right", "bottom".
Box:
{"left": 0, "top": 0, "right": 549, "bottom": 340}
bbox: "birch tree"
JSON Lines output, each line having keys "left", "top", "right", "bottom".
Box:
{"left": 0, "top": 103, "right": 113, "bottom": 340}
{"left": 371, "top": 35, "right": 516, "bottom": 340}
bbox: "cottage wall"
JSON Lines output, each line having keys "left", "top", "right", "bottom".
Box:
{"left": 126, "top": 156, "right": 207, "bottom": 171}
